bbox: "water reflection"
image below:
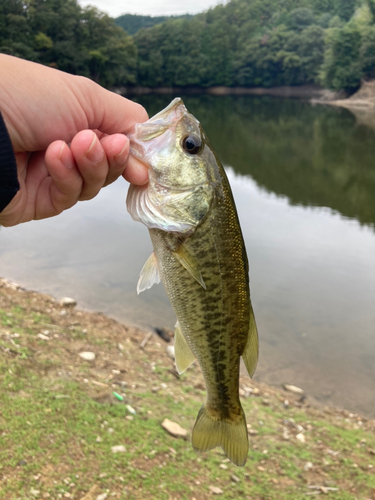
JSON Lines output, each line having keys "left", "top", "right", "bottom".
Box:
{"left": 0, "top": 96, "right": 374, "bottom": 416}
{"left": 135, "top": 95, "right": 375, "bottom": 228}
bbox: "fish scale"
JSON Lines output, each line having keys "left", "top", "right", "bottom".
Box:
{"left": 127, "top": 97, "right": 258, "bottom": 466}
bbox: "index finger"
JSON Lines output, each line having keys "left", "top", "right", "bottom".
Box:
{"left": 73, "top": 77, "right": 149, "bottom": 135}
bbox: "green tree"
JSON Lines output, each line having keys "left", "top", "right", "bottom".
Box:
{"left": 321, "top": 25, "right": 362, "bottom": 89}
{"left": 334, "top": 0, "right": 357, "bottom": 21}
{"left": 360, "top": 26, "right": 375, "bottom": 77}
{"left": 366, "top": 0, "right": 375, "bottom": 21}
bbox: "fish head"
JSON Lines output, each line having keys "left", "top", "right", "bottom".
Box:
{"left": 128, "top": 98, "right": 210, "bottom": 190}
{"left": 127, "top": 98, "right": 216, "bottom": 233}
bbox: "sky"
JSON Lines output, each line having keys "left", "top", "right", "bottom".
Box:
{"left": 78, "top": 0, "right": 226, "bottom": 18}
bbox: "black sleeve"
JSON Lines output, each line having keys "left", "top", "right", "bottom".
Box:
{"left": 0, "top": 111, "right": 20, "bottom": 213}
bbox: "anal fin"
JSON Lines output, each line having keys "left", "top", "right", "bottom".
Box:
{"left": 241, "top": 303, "right": 259, "bottom": 377}
{"left": 137, "top": 252, "right": 160, "bottom": 294}
{"left": 174, "top": 321, "right": 196, "bottom": 374}
{"left": 172, "top": 245, "right": 206, "bottom": 289}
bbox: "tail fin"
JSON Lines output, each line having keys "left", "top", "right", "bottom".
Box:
{"left": 192, "top": 405, "right": 248, "bottom": 466}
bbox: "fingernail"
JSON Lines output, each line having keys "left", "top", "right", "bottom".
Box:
{"left": 85, "top": 134, "right": 104, "bottom": 163}
{"left": 113, "top": 138, "right": 129, "bottom": 165}
{"left": 58, "top": 141, "right": 75, "bottom": 169}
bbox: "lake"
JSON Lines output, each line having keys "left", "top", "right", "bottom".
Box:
{"left": 1, "top": 95, "right": 374, "bottom": 417}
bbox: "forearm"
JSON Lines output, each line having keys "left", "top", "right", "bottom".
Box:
{"left": 0, "top": 111, "right": 19, "bottom": 212}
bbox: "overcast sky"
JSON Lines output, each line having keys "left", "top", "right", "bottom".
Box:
{"left": 78, "top": 0, "right": 226, "bottom": 18}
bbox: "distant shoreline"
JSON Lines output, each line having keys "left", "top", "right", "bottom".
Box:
{"left": 115, "top": 85, "right": 339, "bottom": 100}
{"left": 117, "top": 83, "right": 375, "bottom": 117}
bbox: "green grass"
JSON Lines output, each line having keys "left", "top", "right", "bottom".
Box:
{"left": 0, "top": 298, "right": 375, "bottom": 500}
{"left": 1, "top": 362, "right": 374, "bottom": 500}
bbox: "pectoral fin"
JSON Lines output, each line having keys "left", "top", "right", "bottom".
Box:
{"left": 174, "top": 322, "right": 196, "bottom": 374}
{"left": 172, "top": 246, "right": 206, "bottom": 289}
{"left": 137, "top": 252, "right": 160, "bottom": 294}
{"left": 241, "top": 304, "right": 259, "bottom": 377}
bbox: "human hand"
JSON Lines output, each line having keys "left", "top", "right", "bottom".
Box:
{"left": 0, "top": 54, "right": 149, "bottom": 226}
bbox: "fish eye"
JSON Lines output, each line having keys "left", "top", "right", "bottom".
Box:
{"left": 182, "top": 135, "right": 202, "bottom": 155}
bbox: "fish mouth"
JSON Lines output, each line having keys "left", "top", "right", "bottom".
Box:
{"left": 127, "top": 99, "right": 186, "bottom": 165}
{"left": 147, "top": 97, "right": 186, "bottom": 123}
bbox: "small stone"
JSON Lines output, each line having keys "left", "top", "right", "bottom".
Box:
{"left": 160, "top": 383, "right": 168, "bottom": 389}
{"left": 231, "top": 474, "right": 240, "bottom": 483}
{"left": 239, "top": 388, "right": 246, "bottom": 397}
{"left": 282, "top": 428, "right": 290, "bottom": 440}
{"left": 59, "top": 297, "right": 77, "bottom": 307}
{"left": 37, "top": 334, "right": 50, "bottom": 341}
{"left": 117, "top": 343, "right": 124, "bottom": 351}
{"left": 257, "top": 466, "right": 266, "bottom": 472}
{"left": 219, "top": 464, "right": 228, "bottom": 470}
{"left": 209, "top": 486, "right": 223, "bottom": 495}
{"left": 126, "top": 416, "right": 134, "bottom": 421}
{"left": 79, "top": 351, "right": 96, "bottom": 361}
{"left": 284, "top": 384, "right": 304, "bottom": 394}
{"left": 96, "top": 436, "right": 102, "bottom": 443}
{"left": 296, "top": 432, "right": 306, "bottom": 443}
{"left": 9, "top": 282, "right": 21, "bottom": 290}
{"left": 166, "top": 345, "right": 175, "bottom": 359}
{"left": 96, "top": 494, "right": 108, "bottom": 500}
{"left": 262, "top": 399, "right": 270, "bottom": 406}
{"left": 248, "top": 429, "right": 258, "bottom": 436}
{"left": 60, "top": 309, "right": 67, "bottom": 316}
{"left": 304, "top": 462, "right": 313, "bottom": 471}
{"left": 30, "top": 490, "right": 40, "bottom": 497}
{"left": 161, "top": 418, "right": 188, "bottom": 439}
{"left": 111, "top": 445, "right": 126, "bottom": 453}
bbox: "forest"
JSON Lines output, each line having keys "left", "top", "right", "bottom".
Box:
{"left": 1, "top": 0, "right": 375, "bottom": 90}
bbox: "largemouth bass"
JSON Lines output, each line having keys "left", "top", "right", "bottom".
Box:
{"left": 126, "top": 98, "right": 258, "bottom": 466}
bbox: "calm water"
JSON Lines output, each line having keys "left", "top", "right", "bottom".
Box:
{"left": 1, "top": 96, "right": 374, "bottom": 417}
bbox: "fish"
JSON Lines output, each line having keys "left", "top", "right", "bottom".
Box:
{"left": 126, "top": 98, "right": 258, "bottom": 466}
